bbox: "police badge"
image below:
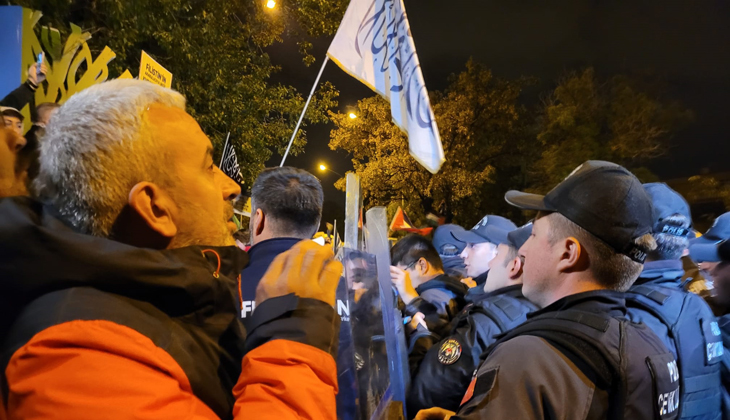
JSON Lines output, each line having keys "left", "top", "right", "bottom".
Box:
{"left": 438, "top": 339, "right": 462, "bottom": 364}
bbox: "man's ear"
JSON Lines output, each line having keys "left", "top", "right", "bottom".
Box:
{"left": 128, "top": 182, "right": 177, "bottom": 239}
{"left": 253, "top": 208, "right": 265, "bottom": 236}
{"left": 509, "top": 256, "right": 523, "bottom": 279}
{"left": 556, "top": 236, "right": 583, "bottom": 273}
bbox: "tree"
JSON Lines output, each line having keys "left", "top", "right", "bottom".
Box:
{"left": 530, "top": 68, "right": 693, "bottom": 191}
{"left": 13, "top": 0, "right": 347, "bottom": 185}
{"left": 329, "top": 60, "right": 535, "bottom": 226}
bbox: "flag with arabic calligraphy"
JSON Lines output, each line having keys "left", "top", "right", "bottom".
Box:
{"left": 327, "top": 0, "right": 445, "bottom": 174}
{"left": 220, "top": 137, "right": 244, "bottom": 185}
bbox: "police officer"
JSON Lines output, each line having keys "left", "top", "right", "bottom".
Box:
{"left": 624, "top": 183, "right": 722, "bottom": 420}
{"left": 690, "top": 217, "right": 730, "bottom": 418}
{"left": 451, "top": 215, "right": 517, "bottom": 300}
{"left": 391, "top": 234, "right": 468, "bottom": 337}
{"left": 406, "top": 223, "right": 538, "bottom": 417}
{"left": 432, "top": 224, "right": 469, "bottom": 279}
{"left": 416, "top": 161, "right": 680, "bottom": 420}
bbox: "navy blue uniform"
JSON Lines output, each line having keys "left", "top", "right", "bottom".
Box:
{"left": 406, "top": 284, "right": 537, "bottom": 416}
{"left": 626, "top": 260, "right": 723, "bottom": 420}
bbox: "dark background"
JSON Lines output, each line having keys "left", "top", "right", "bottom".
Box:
{"left": 266, "top": 0, "right": 730, "bottom": 232}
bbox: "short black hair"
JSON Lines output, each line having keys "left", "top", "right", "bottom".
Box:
{"left": 251, "top": 166, "right": 324, "bottom": 239}
{"left": 391, "top": 234, "right": 444, "bottom": 271}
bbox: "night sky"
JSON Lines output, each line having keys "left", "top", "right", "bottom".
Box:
{"left": 266, "top": 0, "right": 730, "bottom": 230}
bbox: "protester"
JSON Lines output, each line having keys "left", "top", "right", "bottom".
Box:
{"left": 0, "top": 79, "right": 342, "bottom": 419}
{"left": 406, "top": 223, "right": 538, "bottom": 417}
{"left": 417, "top": 161, "right": 679, "bottom": 420}
{"left": 391, "top": 234, "right": 468, "bottom": 336}
{"left": 0, "top": 62, "right": 47, "bottom": 113}
{"left": 0, "top": 126, "right": 28, "bottom": 198}
{"left": 432, "top": 224, "right": 468, "bottom": 279}
{"left": 241, "top": 166, "right": 324, "bottom": 318}
{"left": 1, "top": 107, "right": 24, "bottom": 136}
{"left": 624, "top": 183, "right": 721, "bottom": 420}
{"left": 450, "top": 215, "right": 517, "bottom": 299}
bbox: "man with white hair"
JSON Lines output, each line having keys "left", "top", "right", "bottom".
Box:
{"left": 0, "top": 79, "right": 342, "bottom": 419}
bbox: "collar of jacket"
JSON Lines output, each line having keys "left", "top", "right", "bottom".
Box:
{"left": 246, "top": 237, "right": 301, "bottom": 266}
{"left": 415, "top": 273, "right": 468, "bottom": 296}
{"left": 0, "top": 197, "right": 249, "bottom": 337}
{"left": 473, "top": 270, "right": 489, "bottom": 286}
{"left": 477, "top": 283, "right": 525, "bottom": 301}
{"left": 633, "top": 259, "right": 684, "bottom": 286}
{"left": 529, "top": 290, "right": 628, "bottom": 320}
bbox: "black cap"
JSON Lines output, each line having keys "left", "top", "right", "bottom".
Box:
{"left": 451, "top": 215, "right": 517, "bottom": 246}
{"left": 433, "top": 224, "right": 467, "bottom": 256}
{"left": 505, "top": 160, "right": 653, "bottom": 263}
{"left": 643, "top": 183, "right": 693, "bottom": 238}
{"left": 507, "top": 222, "right": 533, "bottom": 250}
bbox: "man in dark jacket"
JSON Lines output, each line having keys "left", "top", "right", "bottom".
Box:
{"left": 417, "top": 161, "right": 679, "bottom": 420}
{"left": 625, "top": 183, "right": 722, "bottom": 420}
{"left": 391, "top": 234, "right": 468, "bottom": 337}
{"left": 0, "top": 79, "right": 342, "bottom": 420}
{"left": 406, "top": 223, "right": 538, "bottom": 417}
{"left": 240, "top": 166, "right": 324, "bottom": 319}
{"left": 1, "top": 62, "right": 47, "bottom": 128}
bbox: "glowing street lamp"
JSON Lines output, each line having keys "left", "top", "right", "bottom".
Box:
{"left": 266, "top": 0, "right": 276, "bottom": 9}
{"left": 318, "top": 164, "right": 341, "bottom": 176}
{"left": 348, "top": 112, "right": 357, "bottom": 119}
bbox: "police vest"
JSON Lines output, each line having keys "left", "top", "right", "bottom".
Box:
{"left": 626, "top": 284, "right": 723, "bottom": 420}
{"left": 465, "top": 288, "right": 538, "bottom": 335}
{"left": 491, "top": 309, "right": 681, "bottom": 420}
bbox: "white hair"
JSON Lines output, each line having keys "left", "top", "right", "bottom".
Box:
{"left": 34, "top": 79, "right": 186, "bottom": 237}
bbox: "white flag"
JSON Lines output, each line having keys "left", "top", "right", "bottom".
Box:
{"left": 327, "top": 0, "right": 445, "bottom": 174}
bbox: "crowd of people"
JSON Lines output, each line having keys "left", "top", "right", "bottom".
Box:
{"left": 1, "top": 78, "right": 730, "bottom": 420}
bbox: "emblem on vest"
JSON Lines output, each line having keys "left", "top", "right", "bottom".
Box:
{"left": 438, "top": 339, "right": 462, "bottom": 365}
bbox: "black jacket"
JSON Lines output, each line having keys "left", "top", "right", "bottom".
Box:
{"left": 456, "top": 290, "right": 679, "bottom": 420}
{"left": 406, "top": 274, "right": 468, "bottom": 337}
{"left": 406, "top": 284, "right": 537, "bottom": 417}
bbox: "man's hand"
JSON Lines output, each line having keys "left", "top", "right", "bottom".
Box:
{"left": 27, "top": 62, "right": 48, "bottom": 85}
{"left": 390, "top": 265, "right": 418, "bottom": 304}
{"left": 415, "top": 407, "right": 456, "bottom": 420}
{"left": 410, "top": 312, "right": 427, "bottom": 330}
{"left": 255, "top": 240, "right": 342, "bottom": 307}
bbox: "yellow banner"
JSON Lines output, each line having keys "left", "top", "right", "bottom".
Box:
{"left": 139, "top": 51, "right": 172, "bottom": 88}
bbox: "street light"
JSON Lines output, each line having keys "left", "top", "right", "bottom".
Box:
{"left": 266, "top": 0, "right": 276, "bottom": 9}
{"left": 318, "top": 164, "right": 342, "bottom": 176}
{"left": 348, "top": 112, "right": 357, "bottom": 119}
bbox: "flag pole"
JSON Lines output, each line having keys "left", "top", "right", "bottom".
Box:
{"left": 280, "top": 56, "right": 330, "bottom": 167}
{"left": 220, "top": 132, "right": 231, "bottom": 167}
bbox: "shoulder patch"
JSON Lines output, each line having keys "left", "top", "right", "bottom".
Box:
{"left": 438, "top": 339, "right": 462, "bottom": 365}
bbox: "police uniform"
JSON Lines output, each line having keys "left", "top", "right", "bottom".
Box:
{"left": 451, "top": 161, "right": 681, "bottom": 419}
{"left": 406, "top": 274, "right": 468, "bottom": 337}
{"left": 625, "top": 183, "right": 722, "bottom": 420}
{"left": 406, "top": 284, "right": 537, "bottom": 416}
{"left": 456, "top": 291, "right": 680, "bottom": 420}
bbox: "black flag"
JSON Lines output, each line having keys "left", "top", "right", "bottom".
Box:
{"left": 220, "top": 132, "right": 243, "bottom": 184}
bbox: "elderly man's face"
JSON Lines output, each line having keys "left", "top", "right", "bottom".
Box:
{"left": 146, "top": 105, "right": 240, "bottom": 247}
{"left": 3, "top": 116, "right": 23, "bottom": 137}
{"left": 0, "top": 127, "right": 28, "bottom": 197}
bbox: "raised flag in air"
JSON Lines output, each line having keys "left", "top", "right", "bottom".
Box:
{"left": 389, "top": 207, "right": 433, "bottom": 236}
{"left": 327, "top": 0, "right": 445, "bottom": 174}
{"left": 219, "top": 132, "right": 243, "bottom": 185}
